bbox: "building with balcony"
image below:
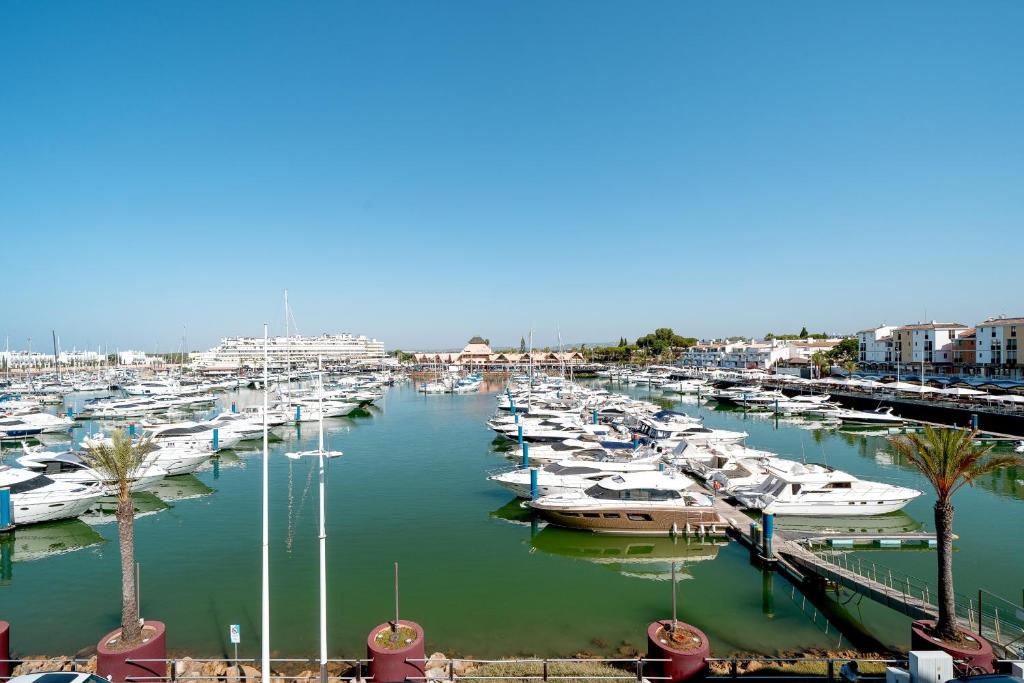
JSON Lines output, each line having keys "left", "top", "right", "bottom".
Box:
{"left": 976, "top": 316, "right": 1021, "bottom": 368}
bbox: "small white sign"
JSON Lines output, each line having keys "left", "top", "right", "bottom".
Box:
{"left": 229, "top": 624, "right": 241, "bottom": 644}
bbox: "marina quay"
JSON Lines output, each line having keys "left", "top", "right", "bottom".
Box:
{"left": 4, "top": 1, "right": 1023, "bottom": 682}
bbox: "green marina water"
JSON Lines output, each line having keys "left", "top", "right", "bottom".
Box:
{"left": 1, "top": 381, "right": 1022, "bottom": 658}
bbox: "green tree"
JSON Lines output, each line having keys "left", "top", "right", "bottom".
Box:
{"left": 829, "top": 337, "right": 860, "bottom": 363}
{"left": 843, "top": 359, "right": 858, "bottom": 378}
{"left": 799, "top": 326, "right": 809, "bottom": 339}
{"left": 888, "top": 428, "right": 1022, "bottom": 642}
{"left": 811, "top": 350, "right": 831, "bottom": 376}
{"left": 519, "top": 337, "right": 526, "bottom": 353}
{"left": 80, "top": 430, "right": 158, "bottom": 647}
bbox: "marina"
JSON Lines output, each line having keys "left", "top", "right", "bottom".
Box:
{"left": 1, "top": 369, "right": 1021, "bottom": 660}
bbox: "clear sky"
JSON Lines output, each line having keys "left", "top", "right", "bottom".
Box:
{"left": 2, "top": 1, "right": 1021, "bottom": 352}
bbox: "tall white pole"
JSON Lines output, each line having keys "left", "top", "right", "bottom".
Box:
{"left": 262, "top": 323, "right": 271, "bottom": 681}
{"left": 318, "top": 355, "right": 328, "bottom": 683}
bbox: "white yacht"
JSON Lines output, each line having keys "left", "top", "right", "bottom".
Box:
{"left": 17, "top": 449, "right": 168, "bottom": 493}
{"left": 489, "top": 450, "right": 666, "bottom": 498}
{"left": 122, "top": 379, "right": 182, "bottom": 396}
{"left": 833, "top": 406, "right": 905, "bottom": 426}
{"left": 142, "top": 421, "right": 243, "bottom": 450}
{"left": 0, "top": 412, "right": 74, "bottom": 438}
{"left": 732, "top": 461, "right": 921, "bottom": 515}
{"left": 0, "top": 464, "right": 105, "bottom": 526}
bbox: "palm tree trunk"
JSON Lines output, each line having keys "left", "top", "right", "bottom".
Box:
{"left": 117, "top": 489, "right": 142, "bottom": 645}
{"left": 933, "top": 500, "right": 958, "bottom": 641}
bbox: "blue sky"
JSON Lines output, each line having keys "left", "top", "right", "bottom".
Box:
{"left": 2, "top": 1, "right": 1021, "bottom": 352}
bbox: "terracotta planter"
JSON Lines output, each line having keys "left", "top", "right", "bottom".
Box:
{"left": 96, "top": 620, "right": 167, "bottom": 683}
{"left": 0, "top": 620, "right": 10, "bottom": 681}
{"left": 910, "top": 620, "right": 994, "bottom": 674}
{"left": 646, "top": 620, "right": 710, "bottom": 683}
{"left": 367, "top": 620, "right": 425, "bottom": 683}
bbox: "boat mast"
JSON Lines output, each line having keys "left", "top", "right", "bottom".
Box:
{"left": 52, "top": 330, "right": 61, "bottom": 382}
{"left": 528, "top": 329, "right": 534, "bottom": 409}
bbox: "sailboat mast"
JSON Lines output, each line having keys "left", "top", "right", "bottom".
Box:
{"left": 52, "top": 330, "right": 60, "bottom": 381}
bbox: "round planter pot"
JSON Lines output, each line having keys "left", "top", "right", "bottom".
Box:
{"left": 646, "top": 620, "right": 710, "bottom": 683}
{"left": 367, "top": 620, "right": 425, "bottom": 683}
{"left": 910, "top": 620, "right": 994, "bottom": 674}
{"left": 97, "top": 620, "right": 167, "bottom": 683}
{"left": 0, "top": 620, "right": 10, "bottom": 680}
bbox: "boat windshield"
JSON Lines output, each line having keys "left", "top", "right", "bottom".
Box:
{"left": 585, "top": 485, "right": 682, "bottom": 501}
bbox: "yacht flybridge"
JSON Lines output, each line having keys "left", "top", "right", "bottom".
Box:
{"left": 731, "top": 461, "right": 921, "bottom": 515}
{"left": 488, "top": 449, "right": 665, "bottom": 498}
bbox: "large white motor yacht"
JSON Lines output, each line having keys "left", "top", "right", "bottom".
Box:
{"left": 731, "top": 461, "right": 921, "bottom": 515}
{"left": 0, "top": 464, "right": 105, "bottom": 526}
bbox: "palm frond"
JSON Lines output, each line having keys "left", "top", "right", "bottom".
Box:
{"left": 887, "top": 427, "right": 1021, "bottom": 502}
{"left": 80, "top": 429, "right": 158, "bottom": 490}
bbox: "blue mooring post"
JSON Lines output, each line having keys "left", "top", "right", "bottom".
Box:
{"left": 762, "top": 513, "right": 775, "bottom": 558}
{"left": 592, "top": 409, "right": 598, "bottom": 425}
{"left": 522, "top": 442, "right": 529, "bottom": 469}
{"left": 971, "top": 414, "right": 978, "bottom": 430}
{"left": 296, "top": 404, "right": 301, "bottom": 422}
{"left": 0, "top": 488, "right": 12, "bottom": 531}
{"left": 514, "top": 413, "right": 519, "bottom": 424}
{"left": 518, "top": 425, "right": 523, "bottom": 445}
{"left": 530, "top": 468, "right": 538, "bottom": 500}
{"left": 231, "top": 401, "right": 237, "bottom": 414}
{"left": 212, "top": 428, "right": 219, "bottom": 451}
{"left": 511, "top": 402, "right": 516, "bottom": 416}
{"left": 128, "top": 423, "right": 136, "bottom": 436}
{"left": 658, "top": 462, "right": 665, "bottom": 472}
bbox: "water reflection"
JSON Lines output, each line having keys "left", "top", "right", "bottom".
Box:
{"left": 775, "top": 510, "right": 923, "bottom": 536}
{"left": 0, "top": 519, "right": 105, "bottom": 580}
{"left": 81, "top": 492, "right": 171, "bottom": 525}
{"left": 529, "top": 526, "right": 726, "bottom": 581}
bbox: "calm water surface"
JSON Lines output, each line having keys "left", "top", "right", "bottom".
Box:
{"left": 1, "top": 380, "right": 1021, "bottom": 658}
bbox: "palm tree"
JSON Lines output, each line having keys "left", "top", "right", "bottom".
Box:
{"left": 888, "top": 427, "right": 1023, "bottom": 642}
{"left": 81, "top": 429, "right": 158, "bottom": 646}
{"left": 843, "top": 360, "right": 857, "bottom": 379}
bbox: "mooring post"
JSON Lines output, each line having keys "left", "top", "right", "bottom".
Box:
{"left": 212, "top": 428, "right": 219, "bottom": 451}
{"left": 522, "top": 442, "right": 529, "bottom": 469}
{"left": 762, "top": 513, "right": 775, "bottom": 558}
{"left": 0, "top": 488, "right": 11, "bottom": 532}
{"left": 530, "top": 468, "right": 538, "bottom": 500}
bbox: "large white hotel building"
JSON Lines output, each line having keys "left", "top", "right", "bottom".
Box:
{"left": 193, "top": 333, "right": 385, "bottom": 370}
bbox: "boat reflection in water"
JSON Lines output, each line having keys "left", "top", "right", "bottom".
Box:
{"left": 81, "top": 492, "right": 171, "bottom": 525}
{"left": 529, "top": 526, "right": 727, "bottom": 581}
{"left": 775, "top": 510, "right": 923, "bottom": 537}
{"left": 150, "top": 474, "right": 215, "bottom": 503}
{"left": 1, "top": 519, "right": 105, "bottom": 580}
{"left": 489, "top": 497, "right": 534, "bottom": 526}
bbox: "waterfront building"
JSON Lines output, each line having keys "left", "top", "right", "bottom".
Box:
{"left": 193, "top": 333, "right": 385, "bottom": 370}
{"left": 857, "top": 325, "right": 896, "bottom": 364}
{"left": 678, "top": 342, "right": 743, "bottom": 368}
{"left": 892, "top": 322, "right": 969, "bottom": 366}
{"left": 412, "top": 338, "right": 584, "bottom": 369}
{"left": 976, "top": 316, "right": 1021, "bottom": 368}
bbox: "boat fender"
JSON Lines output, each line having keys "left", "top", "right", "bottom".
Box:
{"left": 671, "top": 521, "right": 679, "bottom": 537}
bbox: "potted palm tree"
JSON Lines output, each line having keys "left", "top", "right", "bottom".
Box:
{"left": 888, "top": 427, "right": 1022, "bottom": 671}
{"left": 80, "top": 429, "right": 168, "bottom": 683}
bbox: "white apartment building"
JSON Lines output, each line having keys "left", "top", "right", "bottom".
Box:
{"left": 893, "top": 323, "right": 968, "bottom": 365}
{"left": 857, "top": 325, "right": 895, "bottom": 364}
{"left": 679, "top": 342, "right": 742, "bottom": 368}
{"left": 194, "top": 333, "right": 385, "bottom": 370}
{"left": 975, "top": 316, "right": 1022, "bottom": 368}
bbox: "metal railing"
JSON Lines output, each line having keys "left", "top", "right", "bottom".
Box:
{"left": 705, "top": 657, "right": 907, "bottom": 681}
{"left": 404, "top": 657, "right": 670, "bottom": 681}
{"left": 810, "top": 550, "right": 1024, "bottom": 658}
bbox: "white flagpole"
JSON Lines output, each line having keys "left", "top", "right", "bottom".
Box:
{"left": 262, "top": 323, "right": 271, "bottom": 681}
{"left": 318, "top": 355, "right": 328, "bottom": 683}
